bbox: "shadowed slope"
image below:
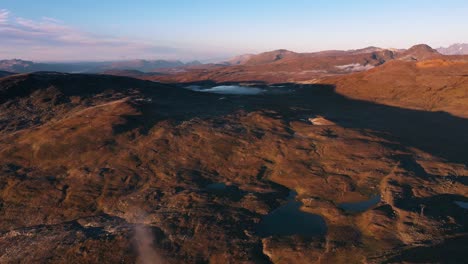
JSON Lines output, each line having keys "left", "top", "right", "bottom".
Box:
{"left": 0, "top": 71, "right": 15, "bottom": 78}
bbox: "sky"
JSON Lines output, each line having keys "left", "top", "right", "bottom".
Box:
{"left": 0, "top": 0, "right": 467, "bottom": 62}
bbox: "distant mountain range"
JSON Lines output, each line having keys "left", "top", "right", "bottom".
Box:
{"left": 150, "top": 44, "right": 449, "bottom": 83}
{"left": 437, "top": 43, "right": 468, "bottom": 55}
{"left": 2, "top": 43, "right": 466, "bottom": 76}
{"left": 219, "top": 44, "right": 439, "bottom": 67}
{"left": 0, "top": 59, "right": 201, "bottom": 74}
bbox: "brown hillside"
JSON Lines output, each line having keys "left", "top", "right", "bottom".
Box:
{"left": 328, "top": 59, "right": 468, "bottom": 118}
{"left": 147, "top": 44, "right": 443, "bottom": 84}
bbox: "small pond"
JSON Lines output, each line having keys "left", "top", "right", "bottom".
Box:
{"left": 206, "top": 182, "right": 229, "bottom": 190}
{"left": 185, "top": 85, "right": 265, "bottom": 95}
{"left": 205, "top": 182, "right": 246, "bottom": 201}
{"left": 256, "top": 190, "right": 327, "bottom": 238}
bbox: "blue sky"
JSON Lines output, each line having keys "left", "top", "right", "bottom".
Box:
{"left": 1, "top": 0, "right": 467, "bottom": 61}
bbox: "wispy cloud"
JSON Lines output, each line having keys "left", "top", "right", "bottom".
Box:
{"left": 0, "top": 9, "right": 209, "bottom": 61}
{"left": 0, "top": 9, "right": 9, "bottom": 24}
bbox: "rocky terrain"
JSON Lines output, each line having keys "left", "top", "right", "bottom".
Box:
{"left": 0, "top": 67, "right": 466, "bottom": 263}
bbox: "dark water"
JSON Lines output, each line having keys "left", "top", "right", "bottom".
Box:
{"left": 339, "top": 195, "right": 381, "bottom": 213}
{"left": 454, "top": 201, "right": 468, "bottom": 209}
{"left": 205, "top": 182, "right": 245, "bottom": 201}
{"left": 206, "top": 182, "right": 228, "bottom": 190}
{"left": 256, "top": 191, "right": 327, "bottom": 238}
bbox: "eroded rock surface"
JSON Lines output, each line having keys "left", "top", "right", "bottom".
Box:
{"left": 0, "top": 73, "right": 466, "bottom": 263}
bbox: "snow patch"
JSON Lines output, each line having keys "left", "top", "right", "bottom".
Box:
{"left": 336, "top": 63, "right": 374, "bottom": 72}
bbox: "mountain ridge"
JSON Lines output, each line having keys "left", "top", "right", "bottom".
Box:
{"left": 148, "top": 44, "right": 444, "bottom": 84}
{"left": 437, "top": 43, "right": 468, "bottom": 55}
{"left": 0, "top": 59, "right": 202, "bottom": 73}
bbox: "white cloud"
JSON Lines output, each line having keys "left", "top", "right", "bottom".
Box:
{"left": 0, "top": 9, "right": 219, "bottom": 61}
{"left": 41, "top": 17, "right": 62, "bottom": 24}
